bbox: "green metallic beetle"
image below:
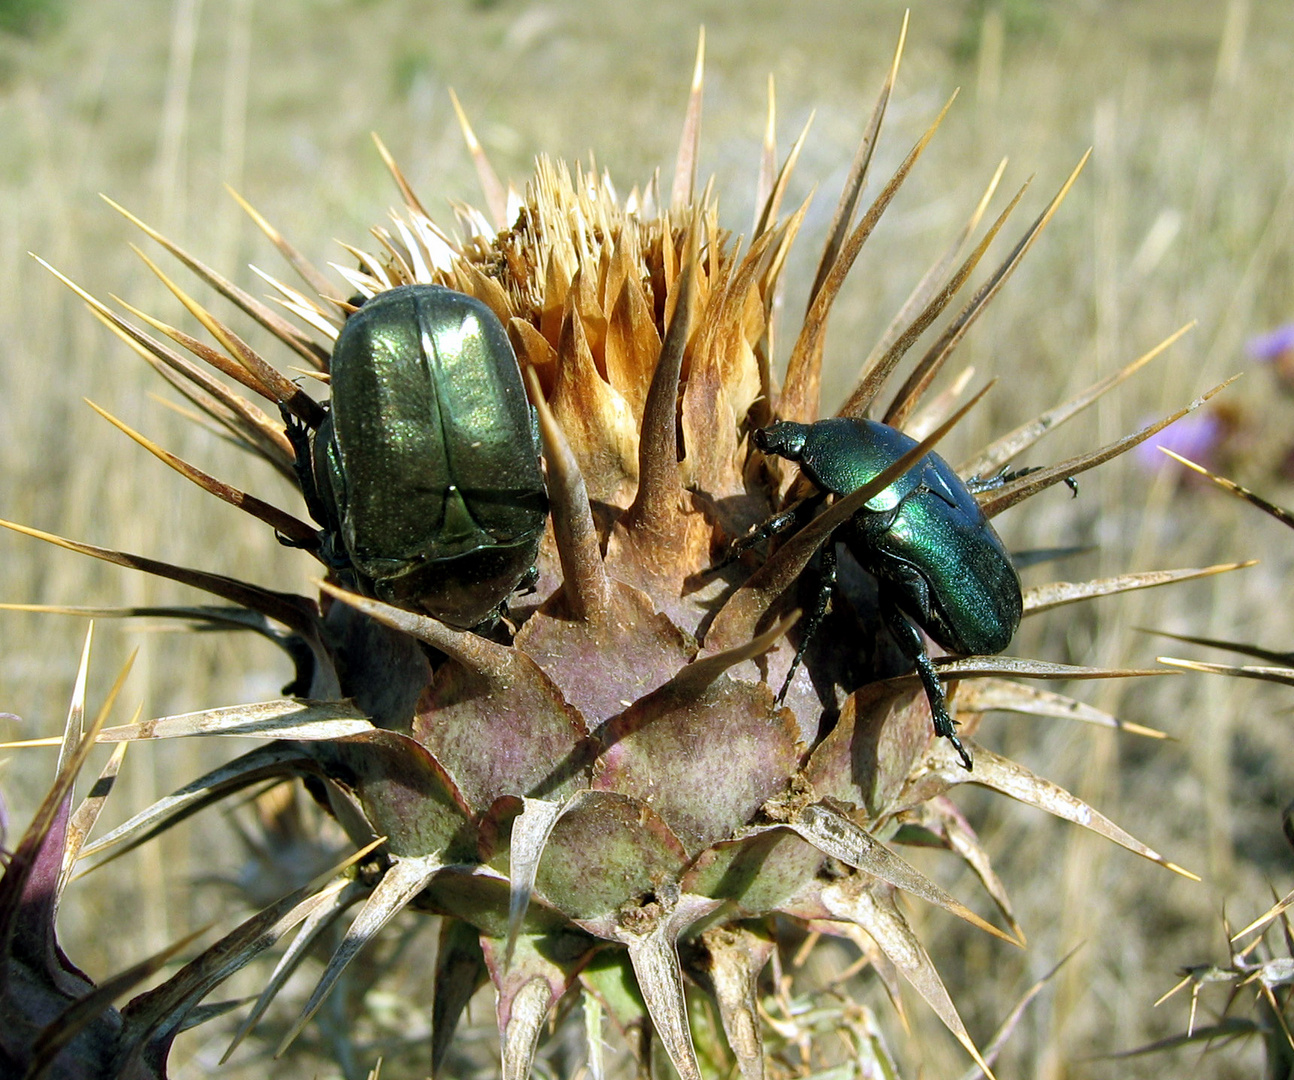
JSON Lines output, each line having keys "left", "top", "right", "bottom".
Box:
{"left": 751, "top": 417, "right": 1023, "bottom": 770}
{"left": 295, "top": 284, "right": 548, "bottom": 631}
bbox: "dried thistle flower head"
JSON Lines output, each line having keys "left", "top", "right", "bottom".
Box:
{"left": 1, "top": 22, "right": 1239, "bottom": 1080}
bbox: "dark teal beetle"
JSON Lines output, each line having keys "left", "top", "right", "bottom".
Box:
{"left": 752, "top": 417, "right": 1023, "bottom": 770}
{"left": 296, "top": 284, "right": 548, "bottom": 631}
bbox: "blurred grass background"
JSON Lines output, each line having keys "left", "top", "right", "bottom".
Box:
{"left": 2, "top": 0, "right": 1294, "bottom": 1076}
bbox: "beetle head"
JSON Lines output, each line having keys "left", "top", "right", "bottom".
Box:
{"left": 753, "top": 420, "right": 808, "bottom": 461}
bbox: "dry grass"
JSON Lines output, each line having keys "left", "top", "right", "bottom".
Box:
{"left": 3, "top": 0, "right": 1294, "bottom": 1076}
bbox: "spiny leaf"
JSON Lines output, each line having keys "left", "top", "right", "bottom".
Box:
{"left": 806, "top": 9, "right": 907, "bottom": 305}
{"left": 780, "top": 89, "right": 958, "bottom": 423}
{"left": 276, "top": 853, "right": 443, "bottom": 1056}
{"left": 27, "top": 924, "right": 211, "bottom": 1079}
{"left": 978, "top": 377, "right": 1239, "bottom": 517}
{"left": 0, "top": 518, "right": 324, "bottom": 647}
{"left": 609, "top": 895, "right": 724, "bottom": 1080}
{"left": 1022, "top": 562, "right": 1252, "bottom": 616}
{"left": 116, "top": 852, "right": 381, "bottom": 1070}
{"left": 62, "top": 741, "right": 129, "bottom": 892}
{"left": 103, "top": 192, "right": 330, "bottom": 367}
{"left": 962, "top": 322, "right": 1194, "bottom": 476}
{"left": 85, "top": 400, "right": 318, "bottom": 548}
{"left": 79, "top": 743, "right": 316, "bottom": 863}
{"left": 1160, "top": 447, "right": 1294, "bottom": 529}
{"left": 912, "top": 741, "right": 1198, "bottom": 879}
{"left": 503, "top": 798, "right": 567, "bottom": 970}
{"left": 220, "top": 878, "right": 362, "bottom": 1064}
{"left": 779, "top": 801, "right": 1018, "bottom": 945}
{"left": 696, "top": 925, "right": 775, "bottom": 1080}
{"left": 1158, "top": 656, "right": 1294, "bottom": 687}
{"left": 820, "top": 876, "right": 996, "bottom": 1079}
{"left": 96, "top": 699, "right": 372, "bottom": 743}
{"left": 956, "top": 678, "right": 1164, "bottom": 738}
{"left": 431, "top": 920, "right": 489, "bottom": 1077}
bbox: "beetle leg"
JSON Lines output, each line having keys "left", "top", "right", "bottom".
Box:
{"left": 775, "top": 542, "right": 836, "bottom": 704}
{"left": 725, "top": 502, "right": 803, "bottom": 561}
{"left": 964, "top": 464, "right": 1035, "bottom": 493}
{"left": 280, "top": 404, "right": 333, "bottom": 527}
{"left": 966, "top": 464, "right": 1080, "bottom": 498}
{"left": 880, "top": 592, "right": 972, "bottom": 771}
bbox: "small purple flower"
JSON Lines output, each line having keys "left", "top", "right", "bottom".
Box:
{"left": 1247, "top": 323, "right": 1294, "bottom": 362}
{"left": 1134, "top": 409, "right": 1229, "bottom": 473}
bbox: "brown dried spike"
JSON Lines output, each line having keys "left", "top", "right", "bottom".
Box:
{"left": 453, "top": 258, "right": 515, "bottom": 328}
{"left": 549, "top": 280, "right": 638, "bottom": 505}
{"left": 368, "top": 226, "right": 417, "bottom": 284}
{"left": 866, "top": 158, "right": 1007, "bottom": 370}
{"left": 449, "top": 88, "right": 508, "bottom": 231}
{"left": 978, "top": 377, "right": 1238, "bottom": 517}
{"left": 779, "top": 90, "right": 957, "bottom": 423}
{"left": 671, "top": 27, "right": 705, "bottom": 212}
{"left": 681, "top": 229, "right": 778, "bottom": 497}
{"left": 510, "top": 317, "right": 558, "bottom": 397}
{"left": 807, "top": 9, "right": 908, "bottom": 308}
{"left": 248, "top": 265, "right": 346, "bottom": 336}
{"left": 226, "top": 185, "right": 346, "bottom": 308}
{"left": 858, "top": 151, "right": 1090, "bottom": 424}
{"left": 540, "top": 247, "right": 572, "bottom": 348}
{"left": 750, "top": 191, "right": 815, "bottom": 427}
{"left": 1143, "top": 628, "right": 1294, "bottom": 667}
{"left": 624, "top": 238, "right": 697, "bottom": 537}
{"left": 33, "top": 256, "right": 293, "bottom": 463}
{"left": 960, "top": 322, "right": 1193, "bottom": 477}
{"left": 571, "top": 260, "right": 609, "bottom": 375}
{"left": 130, "top": 341, "right": 295, "bottom": 475}
{"left": 753, "top": 74, "right": 778, "bottom": 236}
{"left": 1022, "top": 562, "right": 1252, "bottom": 616}
{"left": 524, "top": 367, "right": 612, "bottom": 622}
{"left": 880, "top": 179, "right": 1032, "bottom": 428}
{"left": 752, "top": 108, "right": 815, "bottom": 240}
{"left": 129, "top": 243, "right": 327, "bottom": 428}
{"left": 0, "top": 517, "right": 322, "bottom": 643}
{"left": 1161, "top": 447, "right": 1294, "bottom": 529}
{"left": 1157, "top": 657, "right": 1294, "bottom": 688}
{"left": 84, "top": 400, "right": 319, "bottom": 549}
{"left": 104, "top": 193, "right": 332, "bottom": 368}
{"left": 112, "top": 293, "right": 277, "bottom": 401}
{"left": 371, "top": 131, "right": 430, "bottom": 219}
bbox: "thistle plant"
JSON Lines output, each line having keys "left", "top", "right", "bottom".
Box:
{"left": 0, "top": 23, "right": 1243, "bottom": 1080}
{"left": 1138, "top": 453, "right": 1294, "bottom": 1077}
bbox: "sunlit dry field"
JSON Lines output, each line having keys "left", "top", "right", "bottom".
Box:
{"left": 2, "top": 0, "right": 1294, "bottom": 1076}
